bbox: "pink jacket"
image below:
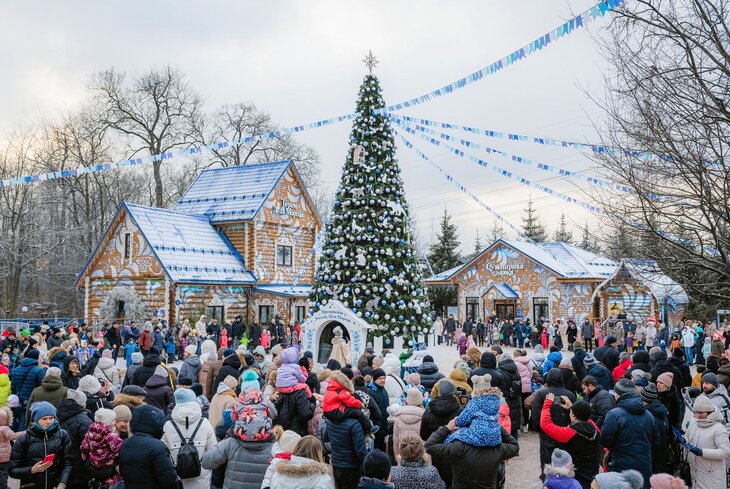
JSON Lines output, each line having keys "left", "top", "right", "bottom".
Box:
{"left": 513, "top": 356, "right": 533, "bottom": 393}
{"left": 0, "top": 407, "right": 23, "bottom": 463}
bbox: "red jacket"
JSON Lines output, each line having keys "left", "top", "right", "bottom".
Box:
{"left": 612, "top": 359, "right": 632, "bottom": 382}
{"left": 539, "top": 398, "right": 600, "bottom": 444}
{"left": 323, "top": 379, "right": 362, "bottom": 414}
{"left": 140, "top": 331, "right": 153, "bottom": 350}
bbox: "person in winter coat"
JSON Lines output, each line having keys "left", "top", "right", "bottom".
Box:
{"left": 80, "top": 408, "right": 123, "bottom": 487}
{"left": 593, "top": 336, "right": 620, "bottom": 371}
{"left": 131, "top": 351, "right": 162, "bottom": 387}
{"left": 78, "top": 375, "right": 113, "bottom": 416}
{"left": 200, "top": 347, "right": 225, "bottom": 399}
{"left": 497, "top": 353, "right": 523, "bottom": 436}
{"left": 513, "top": 351, "right": 533, "bottom": 431}
{"left": 9, "top": 402, "right": 73, "bottom": 489}
{"left": 161, "top": 389, "right": 217, "bottom": 489}
{"left": 624, "top": 350, "right": 651, "bottom": 380}
{"left": 425, "top": 416, "right": 519, "bottom": 489}
{"left": 431, "top": 368, "right": 472, "bottom": 408}
{"left": 119, "top": 404, "right": 179, "bottom": 489}
{"left": 531, "top": 345, "right": 547, "bottom": 372}
{"left": 665, "top": 348, "right": 692, "bottom": 389}
{"left": 391, "top": 435, "right": 445, "bottom": 489}
{"left": 558, "top": 358, "right": 582, "bottom": 397}
{"left": 540, "top": 394, "right": 600, "bottom": 489}
{"left": 179, "top": 345, "right": 203, "bottom": 384}
{"left": 323, "top": 406, "right": 367, "bottom": 489}
{"left": 261, "top": 427, "right": 301, "bottom": 489}
{"left": 580, "top": 376, "right": 615, "bottom": 428}
{"left": 213, "top": 351, "right": 242, "bottom": 393}
{"left": 684, "top": 395, "right": 730, "bottom": 489}
{"left": 25, "top": 367, "right": 66, "bottom": 425}
{"left": 542, "top": 350, "right": 563, "bottom": 376}
{"left": 470, "top": 351, "right": 504, "bottom": 387}
{"left": 122, "top": 352, "right": 143, "bottom": 387}
{"left": 10, "top": 350, "right": 45, "bottom": 411}
{"left": 601, "top": 379, "right": 660, "bottom": 488}
{"left": 612, "top": 352, "right": 633, "bottom": 382}
{"left": 365, "top": 368, "right": 390, "bottom": 451}
{"left": 592, "top": 470, "right": 644, "bottom": 489}
{"left": 700, "top": 372, "right": 730, "bottom": 432}
{"left": 57, "top": 389, "right": 93, "bottom": 489}
{"left": 656, "top": 372, "right": 682, "bottom": 428}
{"left": 144, "top": 365, "right": 174, "bottom": 411}
{"left": 270, "top": 435, "right": 334, "bottom": 489}
{"left": 0, "top": 406, "right": 23, "bottom": 488}
{"left": 717, "top": 358, "right": 730, "bottom": 388}
{"left": 139, "top": 325, "right": 154, "bottom": 356}
{"left": 201, "top": 378, "right": 276, "bottom": 489}
{"left": 209, "top": 375, "right": 238, "bottom": 429}
{"left": 638, "top": 383, "right": 669, "bottom": 475}
{"left": 389, "top": 388, "right": 424, "bottom": 459}
{"left": 570, "top": 343, "right": 588, "bottom": 382}
{"left": 420, "top": 379, "right": 463, "bottom": 488}
{"left": 417, "top": 355, "right": 445, "bottom": 391}
{"left": 531, "top": 368, "right": 577, "bottom": 473}
{"left": 94, "top": 349, "right": 120, "bottom": 386}
{"left": 583, "top": 355, "right": 613, "bottom": 391}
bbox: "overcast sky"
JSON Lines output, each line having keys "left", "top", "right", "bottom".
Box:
{"left": 0, "top": 0, "right": 614, "bottom": 254}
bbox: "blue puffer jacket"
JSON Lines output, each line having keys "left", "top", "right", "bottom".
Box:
{"left": 601, "top": 393, "right": 659, "bottom": 489}
{"left": 324, "top": 416, "right": 367, "bottom": 469}
{"left": 417, "top": 361, "right": 445, "bottom": 391}
{"left": 586, "top": 363, "right": 613, "bottom": 391}
{"left": 10, "top": 358, "right": 45, "bottom": 403}
{"left": 542, "top": 351, "right": 563, "bottom": 376}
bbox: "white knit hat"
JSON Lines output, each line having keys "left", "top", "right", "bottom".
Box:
{"left": 78, "top": 375, "right": 101, "bottom": 394}
{"left": 95, "top": 408, "right": 116, "bottom": 426}
{"left": 154, "top": 365, "right": 168, "bottom": 377}
{"left": 185, "top": 345, "right": 197, "bottom": 356}
{"left": 693, "top": 394, "right": 715, "bottom": 413}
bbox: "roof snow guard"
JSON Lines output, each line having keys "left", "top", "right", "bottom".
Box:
{"left": 125, "top": 203, "right": 256, "bottom": 284}
{"left": 174, "top": 160, "right": 291, "bottom": 222}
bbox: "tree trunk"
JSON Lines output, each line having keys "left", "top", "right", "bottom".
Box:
{"left": 153, "top": 160, "right": 163, "bottom": 207}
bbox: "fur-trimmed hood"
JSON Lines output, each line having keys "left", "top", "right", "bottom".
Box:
{"left": 543, "top": 464, "right": 575, "bottom": 478}
{"left": 113, "top": 393, "right": 145, "bottom": 409}
{"left": 274, "top": 455, "right": 331, "bottom": 477}
{"left": 328, "top": 370, "right": 354, "bottom": 394}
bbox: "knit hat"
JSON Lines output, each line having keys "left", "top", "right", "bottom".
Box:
{"left": 614, "top": 378, "right": 636, "bottom": 397}
{"left": 630, "top": 369, "right": 650, "bottom": 383}
{"left": 131, "top": 352, "right": 143, "bottom": 364}
{"left": 79, "top": 375, "right": 102, "bottom": 394}
{"left": 693, "top": 394, "right": 715, "bottom": 413}
{"left": 95, "top": 408, "right": 116, "bottom": 426}
{"left": 371, "top": 368, "right": 386, "bottom": 381}
{"left": 398, "top": 435, "right": 425, "bottom": 462}
{"left": 178, "top": 377, "right": 193, "bottom": 387}
{"left": 583, "top": 354, "right": 597, "bottom": 367}
{"left": 605, "top": 336, "right": 618, "bottom": 345}
{"left": 174, "top": 388, "right": 196, "bottom": 405}
{"left": 153, "top": 365, "right": 168, "bottom": 377}
{"left": 223, "top": 348, "right": 236, "bottom": 358}
{"left": 362, "top": 449, "right": 391, "bottom": 481}
{"left": 113, "top": 404, "right": 132, "bottom": 422}
{"left": 6, "top": 395, "right": 20, "bottom": 408}
{"left": 454, "top": 361, "right": 471, "bottom": 377}
{"left": 223, "top": 375, "right": 238, "bottom": 390}
{"left": 640, "top": 383, "right": 659, "bottom": 403}
{"left": 184, "top": 344, "right": 197, "bottom": 356}
{"left": 559, "top": 357, "right": 572, "bottom": 368}
{"left": 122, "top": 385, "right": 147, "bottom": 397}
{"left": 657, "top": 372, "right": 674, "bottom": 388}
{"left": 550, "top": 448, "right": 573, "bottom": 468}
{"left": 253, "top": 346, "right": 266, "bottom": 357}
{"left": 406, "top": 387, "right": 423, "bottom": 407}
{"left": 594, "top": 470, "right": 644, "bottom": 489}
{"left": 66, "top": 389, "right": 87, "bottom": 407}
{"left": 240, "top": 370, "right": 260, "bottom": 391}
{"left": 278, "top": 430, "right": 301, "bottom": 453}
{"left": 572, "top": 341, "right": 584, "bottom": 350}
{"left": 649, "top": 473, "right": 686, "bottom": 489}
{"left": 102, "top": 349, "right": 112, "bottom": 359}
{"left": 405, "top": 372, "right": 421, "bottom": 385}
{"left": 45, "top": 367, "right": 62, "bottom": 378}
{"left": 437, "top": 379, "right": 456, "bottom": 398}
{"left": 26, "top": 349, "right": 40, "bottom": 360}
{"left": 571, "top": 401, "right": 592, "bottom": 422}
{"left": 30, "top": 401, "right": 56, "bottom": 422}
{"left": 701, "top": 372, "right": 719, "bottom": 387}
{"left": 423, "top": 355, "right": 434, "bottom": 363}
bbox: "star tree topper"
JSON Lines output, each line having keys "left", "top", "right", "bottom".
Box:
{"left": 362, "top": 50, "right": 379, "bottom": 73}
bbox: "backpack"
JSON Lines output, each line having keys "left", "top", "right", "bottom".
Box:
{"left": 171, "top": 419, "right": 204, "bottom": 479}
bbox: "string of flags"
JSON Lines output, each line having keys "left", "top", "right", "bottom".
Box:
{"left": 379, "top": 0, "right": 626, "bottom": 113}
{"left": 394, "top": 127, "right": 530, "bottom": 240}
{"left": 393, "top": 118, "right": 604, "bottom": 214}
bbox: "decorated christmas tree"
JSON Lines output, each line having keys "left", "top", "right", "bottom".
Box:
{"left": 309, "top": 54, "right": 431, "bottom": 340}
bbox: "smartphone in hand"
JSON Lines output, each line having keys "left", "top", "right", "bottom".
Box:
{"left": 42, "top": 454, "right": 55, "bottom": 465}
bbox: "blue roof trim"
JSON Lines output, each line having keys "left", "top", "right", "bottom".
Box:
{"left": 75, "top": 202, "right": 127, "bottom": 286}
{"left": 250, "top": 161, "right": 292, "bottom": 220}
{"left": 122, "top": 202, "right": 175, "bottom": 282}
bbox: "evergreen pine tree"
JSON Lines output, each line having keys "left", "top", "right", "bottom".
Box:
{"left": 522, "top": 198, "right": 548, "bottom": 242}
{"left": 553, "top": 212, "right": 574, "bottom": 244}
{"left": 473, "top": 229, "right": 483, "bottom": 257}
{"left": 428, "top": 209, "right": 461, "bottom": 272}
{"left": 309, "top": 73, "right": 431, "bottom": 338}
{"left": 488, "top": 220, "right": 506, "bottom": 244}
{"left": 579, "top": 223, "right": 599, "bottom": 252}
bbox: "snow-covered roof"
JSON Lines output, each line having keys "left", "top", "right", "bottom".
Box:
{"left": 482, "top": 283, "right": 519, "bottom": 299}
{"left": 623, "top": 259, "right": 689, "bottom": 304}
{"left": 125, "top": 203, "right": 256, "bottom": 284}
{"left": 255, "top": 284, "right": 312, "bottom": 297}
{"left": 174, "top": 161, "right": 291, "bottom": 223}
{"left": 425, "top": 239, "right": 618, "bottom": 282}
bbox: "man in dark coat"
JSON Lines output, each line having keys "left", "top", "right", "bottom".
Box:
{"left": 105, "top": 322, "right": 123, "bottom": 360}
{"left": 420, "top": 379, "right": 464, "bottom": 488}
{"left": 463, "top": 317, "right": 473, "bottom": 338}
{"left": 594, "top": 336, "right": 620, "bottom": 371}
{"left": 531, "top": 368, "right": 577, "bottom": 475}
{"left": 131, "top": 351, "right": 162, "bottom": 387}
{"left": 665, "top": 348, "right": 692, "bottom": 389}
{"left": 11, "top": 350, "right": 46, "bottom": 414}
{"left": 231, "top": 315, "right": 246, "bottom": 344}
{"left": 601, "top": 379, "right": 660, "bottom": 489}
{"left": 470, "top": 351, "right": 504, "bottom": 387}
{"left": 625, "top": 350, "right": 651, "bottom": 380}
{"left": 580, "top": 318, "right": 594, "bottom": 352}
{"left": 425, "top": 419, "right": 519, "bottom": 489}
{"left": 248, "top": 322, "right": 261, "bottom": 350}
{"left": 581, "top": 375, "right": 615, "bottom": 427}
{"left": 416, "top": 355, "right": 445, "bottom": 391}
{"left": 366, "top": 368, "right": 390, "bottom": 451}
{"left": 639, "top": 383, "right": 670, "bottom": 475}
{"left": 571, "top": 343, "right": 588, "bottom": 381}
{"left": 444, "top": 314, "right": 457, "bottom": 346}
{"left": 119, "top": 405, "right": 179, "bottom": 489}
{"left": 324, "top": 414, "right": 367, "bottom": 489}
{"left": 213, "top": 351, "right": 241, "bottom": 393}
{"left": 274, "top": 385, "right": 316, "bottom": 436}
{"left": 57, "top": 389, "right": 93, "bottom": 489}
{"left": 497, "top": 353, "right": 523, "bottom": 437}
{"left": 583, "top": 354, "right": 613, "bottom": 390}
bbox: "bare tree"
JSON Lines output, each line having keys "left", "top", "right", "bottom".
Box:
{"left": 593, "top": 0, "right": 730, "bottom": 308}
{"left": 91, "top": 66, "right": 203, "bottom": 207}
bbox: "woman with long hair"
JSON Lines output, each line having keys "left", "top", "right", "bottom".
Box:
{"left": 270, "top": 436, "right": 334, "bottom": 489}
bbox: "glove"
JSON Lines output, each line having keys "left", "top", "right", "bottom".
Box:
{"left": 689, "top": 446, "right": 703, "bottom": 457}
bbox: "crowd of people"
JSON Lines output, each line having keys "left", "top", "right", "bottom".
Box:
{"left": 0, "top": 314, "right": 727, "bottom": 489}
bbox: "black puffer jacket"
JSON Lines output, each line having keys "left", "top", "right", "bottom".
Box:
{"left": 497, "top": 358, "right": 523, "bottom": 436}
{"left": 85, "top": 392, "right": 114, "bottom": 416}
{"left": 144, "top": 374, "right": 174, "bottom": 412}
{"left": 274, "top": 388, "right": 315, "bottom": 436}
{"left": 56, "top": 398, "right": 93, "bottom": 488}
{"left": 213, "top": 354, "right": 242, "bottom": 393}
{"left": 624, "top": 351, "right": 651, "bottom": 379}
{"left": 470, "top": 352, "right": 504, "bottom": 388}
{"left": 324, "top": 416, "right": 367, "bottom": 469}
{"left": 131, "top": 354, "right": 161, "bottom": 387}
{"left": 531, "top": 369, "right": 576, "bottom": 435}
{"left": 62, "top": 356, "right": 81, "bottom": 390}
{"left": 119, "top": 405, "right": 178, "bottom": 489}
{"left": 420, "top": 395, "right": 463, "bottom": 488}
{"left": 9, "top": 421, "right": 74, "bottom": 489}
{"left": 417, "top": 361, "right": 445, "bottom": 391}
{"left": 571, "top": 349, "right": 588, "bottom": 381}
{"left": 585, "top": 385, "right": 615, "bottom": 427}
{"left": 425, "top": 425, "right": 519, "bottom": 489}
